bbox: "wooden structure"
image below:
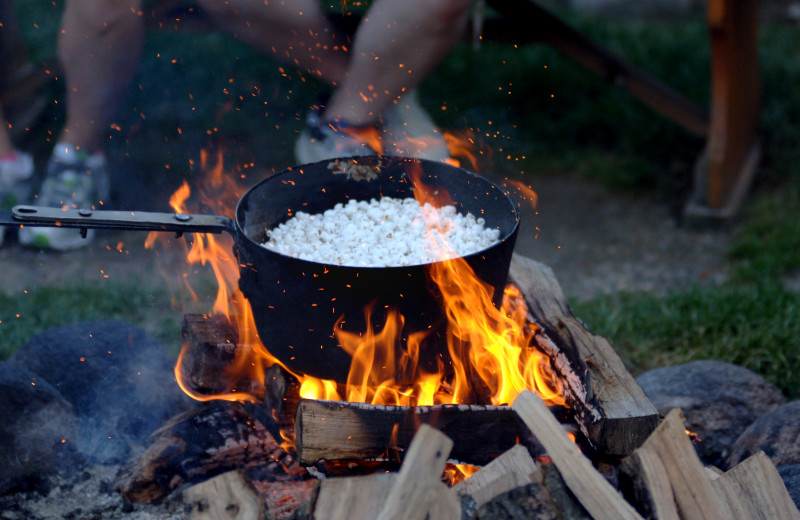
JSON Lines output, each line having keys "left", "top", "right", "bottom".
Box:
{"left": 479, "top": 0, "right": 761, "bottom": 224}
{"left": 0, "top": 0, "right": 760, "bottom": 223}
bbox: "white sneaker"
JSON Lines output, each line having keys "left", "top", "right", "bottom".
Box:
{"left": 0, "top": 150, "right": 35, "bottom": 247}
{"left": 381, "top": 90, "right": 451, "bottom": 162}
{"left": 294, "top": 109, "right": 380, "bottom": 164}
{"left": 18, "top": 143, "right": 110, "bottom": 251}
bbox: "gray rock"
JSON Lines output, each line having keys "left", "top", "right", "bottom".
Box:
{"left": 0, "top": 361, "right": 83, "bottom": 495}
{"left": 727, "top": 401, "right": 800, "bottom": 469}
{"left": 778, "top": 465, "right": 800, "bottom": 509}
{"left": 636, "top": 360, "right": 785, "bottom": 467}
{"left": 10, "top": 321, "right": 195, "bottom": 464}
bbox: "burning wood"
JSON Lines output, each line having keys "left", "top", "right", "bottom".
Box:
{"left": 508, "top": 254, "right": 660, "bottom": 455}
{"left": 294, "top": 398, "right": 558, "bottom": 466}
{"left": 116, "top": 401, "right": 302, "bottom": 505}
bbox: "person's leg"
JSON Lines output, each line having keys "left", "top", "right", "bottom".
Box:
{"left": 57, "top": 0, "right": 145, "bottom": 153}
{"left": 323, "top": 0, "right": 473, "bottom": 126}
{"left": 197, "top": 0, "right": 350, "bottom": 85}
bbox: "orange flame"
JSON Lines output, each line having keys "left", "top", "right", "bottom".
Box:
{"left": 148, "top": 151, "right": 284, "bottom": 403}
{"left": 155, "top": 152, "right": 562, "bottom": 412}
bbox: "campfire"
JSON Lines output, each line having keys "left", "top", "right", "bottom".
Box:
{"left": 114, "top": 153, "right": 797, "bottom": 519}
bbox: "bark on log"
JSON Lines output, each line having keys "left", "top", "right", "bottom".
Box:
{"left": 508, "top": 254, "right": 659, "bottom": 456}
{"left": 294, "top": 398, "right": 553, "bottom": 466}
{"left": 116, "top": 401, "right": 304, "bottom": 504}
{"left": 474, "top": 464, "right": 593, "bottom": 520}
{"left": 512, "top": 390, "right": 644, "bottom": 520}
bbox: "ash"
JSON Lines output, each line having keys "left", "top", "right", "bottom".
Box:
{"left": 0, "top": 465, "right": 183, "bottom": 520}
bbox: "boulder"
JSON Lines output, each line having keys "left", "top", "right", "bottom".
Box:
{"left": 636, "top": 360, "right": 785, "bottom": 467}
{"left": 0, "top": 361, "right": 83, "bottom": 495}
{"left": 727, "top": 400, "right": 800, "bottom": 469}
{"left": 10, "top": 321, "right": 195, "bottom": 464}
{"left": 778, "top": 465, "right": 800, "bottom": 509}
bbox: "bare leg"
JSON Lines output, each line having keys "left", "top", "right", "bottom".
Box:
{"left": 197, "top": 0, "right": 350, "bottom": 85}
{"left": 57, "top": 0, "right": 144, "bottom": 153}
{"left": 323, "top": 0, "right": 473, "bottom": 126}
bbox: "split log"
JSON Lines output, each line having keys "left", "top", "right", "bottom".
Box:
{"left": 628, "top": 408, "right": 728, "bottom": 519}
{"left": 116, "top": 401, "right": 304, "bottom": 504}
{"left": 376, "top": 424, "right": 457, "bottom": 520}
{"left": 618, "top": 446, "right": 680, "bottom": 520}
{"left": 184, "top": 470, "right": 265, "bottom": 520}
{"left": 294, "top": 398, "right": 555, "bottom": 466}
{"left": 312, "top": 473, "right": 396, "bottom": 520}
{"left": 290, "top": 426, "right": 457, "bottom": 520}
{"left": 508, "top": 254, "right": 659, "bottom": 456}
{"left": 471, "top": 462, "right": 595, "bottom": 520}
{"left": 512, "top": 390, "right": 644, "bottom": 520}
{"left": 180, "top": 314, "right": 267, "bottom": 399}
{"left": 710, "top": 451, "right": 800, "bottom": 520}
{"left": 453, "top": 444, "right": 540, "bottom": 509}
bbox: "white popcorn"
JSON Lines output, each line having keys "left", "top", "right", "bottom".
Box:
{"left": 262, "top": 196, "right": 502, "bottom": 267}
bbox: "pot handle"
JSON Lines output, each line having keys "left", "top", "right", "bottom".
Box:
{"left": 7, "top": 205, "right": 235, "bottom": 236}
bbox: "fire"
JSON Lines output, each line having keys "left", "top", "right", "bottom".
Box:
{"left": 155, "top": 151, "right": 563, "bottom": 417}
{"left": 148, "top": 151, "right": 285, "bottom": 403}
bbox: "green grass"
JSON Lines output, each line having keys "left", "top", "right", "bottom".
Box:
{"left": 0, "top": 283, "right": 185, "bottom": 360}
{"left": 572, "top": 285, "right": 800, "bottom": 399}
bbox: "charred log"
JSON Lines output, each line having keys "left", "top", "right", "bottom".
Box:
{"left": 116, "top": 401, "right": 305, "bottom": 505}
{"left": 294, "top": 398, "right": 561, "bottom": 466}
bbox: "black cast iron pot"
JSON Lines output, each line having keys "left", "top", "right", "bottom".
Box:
{"left": 1, "top": 156, "right": 520, "bottom": 382}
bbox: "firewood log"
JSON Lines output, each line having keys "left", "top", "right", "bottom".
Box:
{"left": 376, "top": 424, "right": 456, "bottom": 520}
{"left": 710, "top": 451, "right": 800, "bottom": 520}
{"left": 512, "top": 390, "right": 644, "bottom": 520}
{"left": 508, "top": 254, "right": 659, "bottom": 456}
{"left": 624, "top": 408, "right": 728, "bottom": 520}
{"left": 116, "top": 401, "right": 304, "bottom": 505}
{"left": 294, "top": 398, "right": 552, "bottom": 466}
{"left": 452, "top": 444, "right": 540, "bottom": 508}
{"left": 183, "top": 470, "right": 265, "bottom": 520}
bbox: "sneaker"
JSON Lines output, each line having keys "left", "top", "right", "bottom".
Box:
{"left": 381, "top": 90, "right": 451, "bottom": 162}
{"left": 0, "top": 150, "right": 35, "bottom": 247}
{"left": 294, "top": 108, "right": 381, "bottom": 164}
{"left": 18, "top": 143, "right": 110, "bottom": 251}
